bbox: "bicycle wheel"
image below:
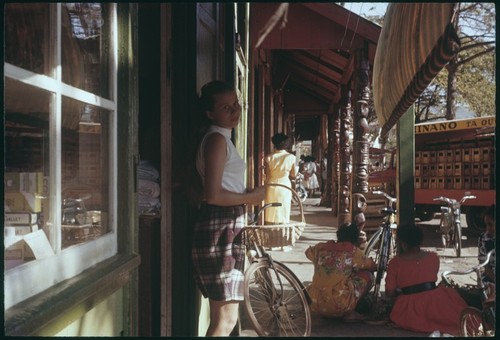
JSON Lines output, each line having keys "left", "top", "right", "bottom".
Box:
{"left": 453, "top": 223, "right": 462, "bottom": 258}
{"left": 460, "top": 307, "right": 493, "bottom": 337}
{"left": 374, "top": 230, "right": 392, "bottom": 304}
{"left": 364, "top": 228, "right": 382, "bottom": 258}
{"left": 243, "top": 260, "right": 311, "bottom": 336}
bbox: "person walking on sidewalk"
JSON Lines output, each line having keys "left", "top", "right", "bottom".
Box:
{"left": 263, "top": 133, "right": 297, "bottom": 224}
{"left": 305, "top": 222, "right": 376, "bottom": 322}
{"left": 302, "top": 156, "right": 319, "bottom": 197}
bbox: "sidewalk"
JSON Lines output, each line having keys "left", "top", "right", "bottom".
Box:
{"left": 240, "top": 196, "right": 479, "bottom": 337}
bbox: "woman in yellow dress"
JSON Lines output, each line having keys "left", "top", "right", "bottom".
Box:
{"left": 305, "top": 222, "right": 376, "bottom": 322}
{"left": 264, "top": 133, "right": 297, "bottom": 224}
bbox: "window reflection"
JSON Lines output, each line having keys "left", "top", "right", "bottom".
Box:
{"left": 61, "top": 3, "right": 111, "bottom": 97}
{"left": 4, "top": 3, "right": 51, "bottom": 75}
{"left": 4, "top": 78, "right": 50, "bottom": 269}
{"left": 61, "top": 97, "right": 110, "bottom": 248}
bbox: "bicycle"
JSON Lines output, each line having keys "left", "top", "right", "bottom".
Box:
{"left": 242, "top": 202, "right": 312, "bottom": 336}
{"left": 434, "top": 193, "right": 476, "bottom": 258}
{"left": 364, "top": 190, "right": 397, "bottom": 312}
{"left": 441, "top": 250, "right": 495, "bottom": 337}
{"left": 293, "top": 173, "right": 307, "bottom": 203}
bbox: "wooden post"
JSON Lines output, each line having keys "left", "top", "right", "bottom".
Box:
{"left": 351, "top": 47, "right": 371, "bottom": 237}
{"left": 332, "top": 105, "right": 340, "bottom": 216}
{"left": 338, "top": 84, "right": 352, "bottom": 225}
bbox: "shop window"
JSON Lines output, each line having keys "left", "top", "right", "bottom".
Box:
{"left": 4, "top": 3, "right": 118, "bottom": 309}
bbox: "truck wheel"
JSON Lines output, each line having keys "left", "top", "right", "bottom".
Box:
{"left": 416, "top": 211, "right": 435, "bottom": 222}
{"left": 465, "top": 206, "right": 486, "bottom": 236}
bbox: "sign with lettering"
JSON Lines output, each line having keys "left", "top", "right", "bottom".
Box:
{"left": 415, "top": 117, "right": 495, "bottom": 134}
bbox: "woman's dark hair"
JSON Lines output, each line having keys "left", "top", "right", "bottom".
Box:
{"left": 198, "top": 80, "right": 235, "bottom": 113}
{"left": 396, "top": 225, "right": 424, "bottom": 247}
{"left": 337, "top": 222, "right": 360, "bottom": 244}
{"left": 272, "top": 133, "right": 291, "bottom": 150}
{"left": 184, "top": 81, "right": 235, "bottom": 206}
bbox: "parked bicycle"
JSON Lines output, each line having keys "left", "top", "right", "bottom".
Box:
{"left": 441, "top": 250, "right": 495, "bottom": 337}
{"left": 293, "top": 173, "right": 307, "bottom": 203}
{"left": 243, "top": 202, "right": 311, "bottom": 336}
{"left": 434, "top": 193, "right": 476, "bottom": 258}
{"left": 364, "top": 190, "right": 397, "bottom": 312}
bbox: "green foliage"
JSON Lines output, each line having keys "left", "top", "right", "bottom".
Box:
{"left": 415, "top": 2, "right": 496, "bottom": 122}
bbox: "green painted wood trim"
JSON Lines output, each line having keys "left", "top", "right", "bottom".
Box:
{"left": 5, "top": 254, "right": 141, "bottom": 336}
{"left": 397, "top": 105, "right": 415, "bottom": 226}
{"left": 116, "top": 3, "right": 140, "bottom": 336}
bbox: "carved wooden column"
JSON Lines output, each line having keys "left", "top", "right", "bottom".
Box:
{"left": 352, "top": 48, "right": 371, "bottom": 236}
{"left": 320, "top": 106, "right": 337, "bottom": 208}
{"left": 338, "top": 84, "right": 352, "bottom": 225}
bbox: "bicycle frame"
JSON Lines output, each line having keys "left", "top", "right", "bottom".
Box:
{"left": 442, "top": 250, "right": 496, "bottom": 336}
{"left": 364, "top": 190, "right": 397, "bottom": 313}
{"left": 434, "top": 193, "right": 476, "bottom": 257}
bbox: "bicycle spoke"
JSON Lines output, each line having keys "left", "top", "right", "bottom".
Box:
{"left": 244, "top": 261, "right": 311, "bottom": 336}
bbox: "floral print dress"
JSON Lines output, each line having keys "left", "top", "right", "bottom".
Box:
{"left": 305, "top": 240, "right": 374, "bottom": 317}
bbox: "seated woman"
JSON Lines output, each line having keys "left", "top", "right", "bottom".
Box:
{"left": 305, "top": 222, "right": 376, "bottom": 322}
{"left": 385, "top": 225, "right": 468, "bottom": 335}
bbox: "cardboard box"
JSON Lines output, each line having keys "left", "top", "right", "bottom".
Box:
{"left": 4, "top": 192, "right": 43, "bottom": 212}
{"left": 481, "top": 147, "right": 492, "bottom": 161}
{"left": 4, "top": 224, "right": 39, "bottom": 236}
{"left": 445, "top": 163, "right": 453, "bottom": 176}
{"left": 463, "top": 177, "right": 472, "bottom": 190}
{"left": 445, "top": 177, "right": 453, "bottom": 189}
{"left": 482, "top": 176, "right": 491, "bottom": 189}
{"left": 4, "top": 172, "right": 44, "bottom": 193}
{"left": 5, "top": 212, "right": 38, "bottom": 225}
{"left": 472, "top": 148, "right": 481, "bottom": 162}
{"left": 463, "top": 163, "right": 471, "bottom": 176}
{"left": 438, "top": 151, "right": 446, "bottom": 163}
{"left": 454, "top": 149, "right": 462, "bottom": 162}
{"left": 446, "top": 150, "right": 454, "bottom": 163}
{"left": 472, "top": 163, "right": 480, "bottom": 176}
{"left": 437, "top": 177, "right": 445, "bottom": 189}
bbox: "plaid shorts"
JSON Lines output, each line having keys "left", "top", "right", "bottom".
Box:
{"left": 192, "top": 204, "right": 246, "bottom": 301}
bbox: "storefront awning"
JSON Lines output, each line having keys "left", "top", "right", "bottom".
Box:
{"left": 373, "top": 3, "right": 460, "bottom": 137}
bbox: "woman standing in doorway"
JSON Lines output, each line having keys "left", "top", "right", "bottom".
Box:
{"left": 191, "top": 81, "right": 265, "bottom": 336}
{"left": 264, "top": 133, "right": 297, "bottom": 224}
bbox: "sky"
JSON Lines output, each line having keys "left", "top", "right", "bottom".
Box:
{"left": 344, "top": 2, "right": 388, "bottom": 20}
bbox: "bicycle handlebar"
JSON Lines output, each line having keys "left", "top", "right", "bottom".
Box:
{"left": 441, "top": 250, "right": 495, "bottom": 285}
{"left": 371, "top": 190, "right": 396, "bottom": 204}
{"left": 248, "top": 203, "right": 282, "bottom": 225}
{"left": 433, "top": 194, "right": 477, "bottom": 205}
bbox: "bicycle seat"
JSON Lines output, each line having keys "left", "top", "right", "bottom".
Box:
{"left": 380, "top": 207, "right": 396, "bottom": 215}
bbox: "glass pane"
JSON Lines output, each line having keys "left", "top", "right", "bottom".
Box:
{"left": 61, "top": 97, "right": 111, "bottom": 248}
{"left": 61, "top": 3, "right": 111, "bottom": 98}
{"left": 4, "top": 3, "right": 51, "bottom": 75}
{"left": 4, "top": 78, "right": 51, "bottom": 269}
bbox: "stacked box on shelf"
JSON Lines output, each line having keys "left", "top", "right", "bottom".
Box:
{"left": 4, "top": 172, "right": 44, "bottom": 263}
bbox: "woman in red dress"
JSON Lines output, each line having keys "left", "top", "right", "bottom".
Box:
{"left": 385, "top": 225, "right": 467, "bottom": 335}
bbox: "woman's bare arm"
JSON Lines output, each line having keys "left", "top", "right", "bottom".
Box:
{"left": 204, "top": 133, "right": 264, "bottom": 206}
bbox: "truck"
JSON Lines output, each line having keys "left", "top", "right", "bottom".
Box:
{"left": 367, "top": 116, "right": 495, "bottom": 234}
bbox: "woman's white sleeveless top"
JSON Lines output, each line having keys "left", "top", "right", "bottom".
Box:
{"left": 196, "top": 125, "right": 246, "bottom": 194}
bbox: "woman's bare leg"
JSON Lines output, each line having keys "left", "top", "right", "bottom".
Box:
{"left": 206, "top": 300, "right": 240, "bottom": 336}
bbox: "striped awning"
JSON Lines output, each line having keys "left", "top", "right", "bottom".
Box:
{"left": 373, "top": 3, "right": 460, "bottom": 137}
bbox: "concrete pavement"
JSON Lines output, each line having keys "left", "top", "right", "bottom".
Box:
{"left": 240, "top": 196, "right": 480, "bottom": 337}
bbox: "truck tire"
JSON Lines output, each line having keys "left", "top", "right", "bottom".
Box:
{"left": 465, "top": 206, "right": 486, "bottom": 236}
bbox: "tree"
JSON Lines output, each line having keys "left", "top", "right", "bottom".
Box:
{"left": 417, "top": 3, "right": 495, "bottom": 122}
